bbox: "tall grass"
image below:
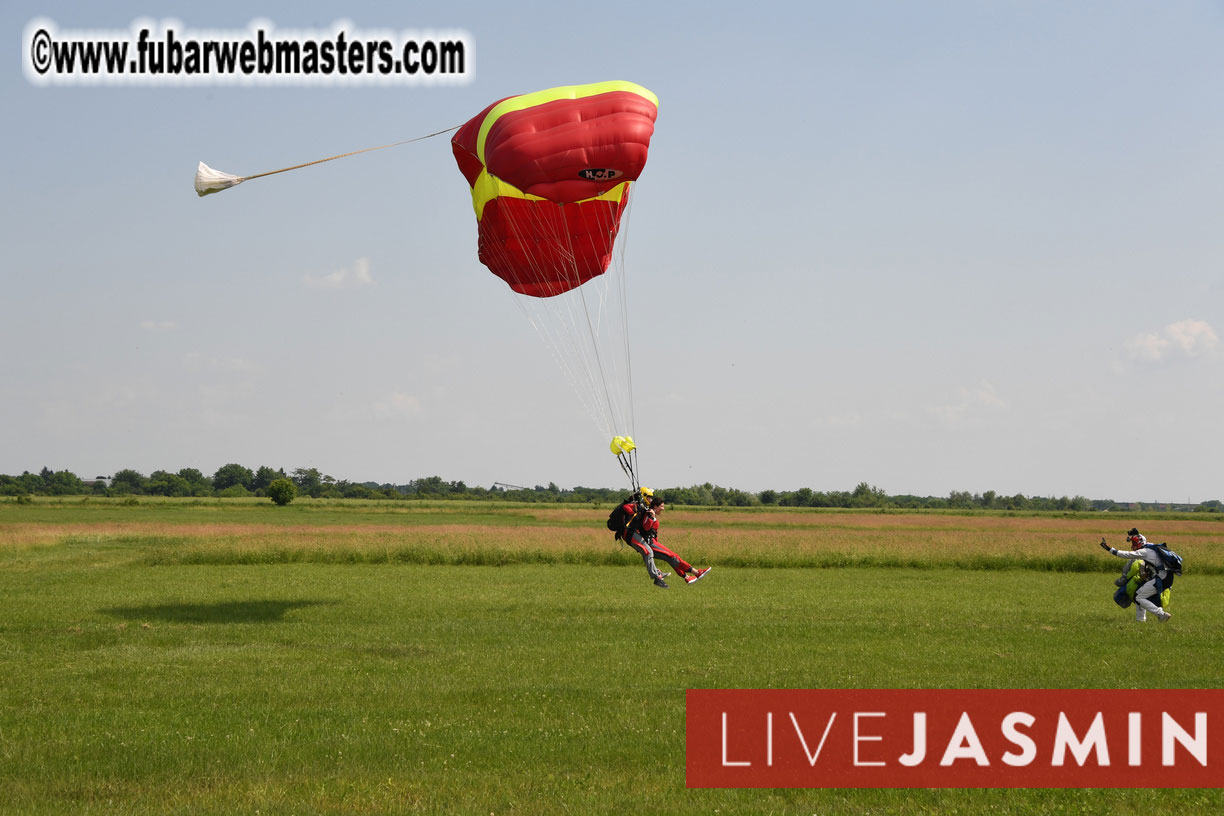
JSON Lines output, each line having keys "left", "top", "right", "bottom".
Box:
{"left": 5, "top": 499, "right": 1222, "bottom": 573}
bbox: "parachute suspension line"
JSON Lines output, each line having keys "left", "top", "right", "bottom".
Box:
{"left": 542, "top": 201, "right": 620, "bottom": 437}
{"left": 482, "top": 199, "right": 616, "bottom": 438}
{"left": 517, "top": 202, "right": 612, "bottom": 436}
{"left": 591, "top": 198, "right": 638, "bottom": 489}
{"left": 608, "top": 192, "right": 639, "bottom": 488}
{"left": 564, "top": 203, "right": 622, "bottom": 438}
{"left": 616, "top": 451, "right": 638, "bottom": 492}
{"left": 614, "top": 189, "right": 637, "bottom": 442}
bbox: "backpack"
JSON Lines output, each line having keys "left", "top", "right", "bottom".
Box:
{"left": 1145, "top": 542, "right": 1183, "bottom": 576}
{"left": 607, "top": 501, "right": 636, "bottom": 537}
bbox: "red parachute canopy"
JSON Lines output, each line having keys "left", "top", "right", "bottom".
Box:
{"left": 452, "top": 81, "right": 658, "bottom": 297}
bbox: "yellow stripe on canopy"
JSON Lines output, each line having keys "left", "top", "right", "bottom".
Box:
{"left": 475, "top": 80, "right": 659, "bottom": 167}
{"left": 470, "top": 171, "right": 630, "bottom": 219}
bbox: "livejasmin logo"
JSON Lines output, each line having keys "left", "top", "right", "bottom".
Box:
{"left": 685, "top": 689, "right": 1224, "bottom": 788}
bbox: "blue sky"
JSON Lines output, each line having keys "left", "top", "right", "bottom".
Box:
{"left": 4, "top": 1, "right": 1222, "bottom": 502}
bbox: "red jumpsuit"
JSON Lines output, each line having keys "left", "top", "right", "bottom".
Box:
{"left": 635, "top": 510, "right": 695, "bottom": 577}
{"left": 619, "top": 501, "right": 665, "bottom": 581}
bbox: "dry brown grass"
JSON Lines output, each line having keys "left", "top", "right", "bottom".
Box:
{"left": 4, "top": 508, "right": 1222, "bottom": 570}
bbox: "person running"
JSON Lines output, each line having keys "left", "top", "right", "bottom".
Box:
{"left": 632, "top": 496, "right": 710, "bottom": 588}
{"left": 1099, "top": 528, "right": 1171, "bottom": 622}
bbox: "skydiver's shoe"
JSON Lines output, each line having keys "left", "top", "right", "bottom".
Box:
{"left": 1156, "top": 610, "right": 1172, "bottom": 622}
{"left": 684, "top": 567, "right": 711, "bottom": 585}
{"left": 653, "top": 576, "right": 669, "bottom": 589}
{"left": 658, "top": 573, "right": 671, "bottom": 579}
{"left": 1114, "top": 576, "right": 1128, "bottom": 587}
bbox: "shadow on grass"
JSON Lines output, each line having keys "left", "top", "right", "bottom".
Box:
{"left": 100, "top": 599, "right": 336, "bottom": 624}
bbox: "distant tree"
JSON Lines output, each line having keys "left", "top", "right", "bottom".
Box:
{"left": 411, "top": 475, "right": 446, "bottom": 496}
{"left": 321, "top": 474, "right": 339, "bottom": 497}
{"left": 1, "top": 472, "right": 44, "bottom": 495}
{"left": 342, "top": 483, "right": 376, "bottom": 499}
{"left": 177, "top": 468, "right": 213, "bottom": 496}
{"left": 292, "top": 467, "right": 323, "bottom": 498}
{"left": 948, "top": 490, "right": 974, "bottom": 509}
{"left": 0, "top": 465, "right": 1161, "bottom": 511}
{"left": 213, "top": 463, "right": 254, "bottom": 491}
{"left": 44, "top": 470, "right": 85, "bottom": 495}
{"left": 693, "top": 485, "right": 713, "bottom": 504}
{"left": 18, "top": 471, "right": 47, "bottom": 493}
{"left": 177, "top": 467, "right": 204, "bottom": 483}
{"left": 111, "top": 469, "right": 147, "bottom": 494}
{"left": 267, "top": 478, "right": 297, "bottom": 506}
{"left": 146, "top": 471, "right": 191, "bottom": 497}
{"left": 820, "top": 490, "right": 851, "bottom": 508}
{"left": 851, "top": 482, "right": 888, "bottom": 507}
{"left": 252, "top": 466, "right": 284, "bottom": 493}
{"left": 661, "top": 486, "right": 687, "bottom": 504}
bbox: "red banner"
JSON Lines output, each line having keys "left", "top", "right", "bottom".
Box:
{"left": 686, "top": 689, "right": 1224, "bottom": 788}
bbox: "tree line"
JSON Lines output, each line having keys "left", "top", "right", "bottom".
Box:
{"left": 2, "top": 466, "right": 1220, "bottom": 513}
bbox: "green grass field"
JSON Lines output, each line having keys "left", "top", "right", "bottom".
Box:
{"left": 2, "top": 499, "right": 1222, "bottom": 814}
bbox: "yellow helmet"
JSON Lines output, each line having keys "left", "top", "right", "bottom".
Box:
{"left": 639, "top": 487, "right": 654, "bottom": 499}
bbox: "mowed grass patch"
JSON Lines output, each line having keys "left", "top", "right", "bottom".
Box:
{"left": 2, "top": 542, "right": 1223, "bottom": 815}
